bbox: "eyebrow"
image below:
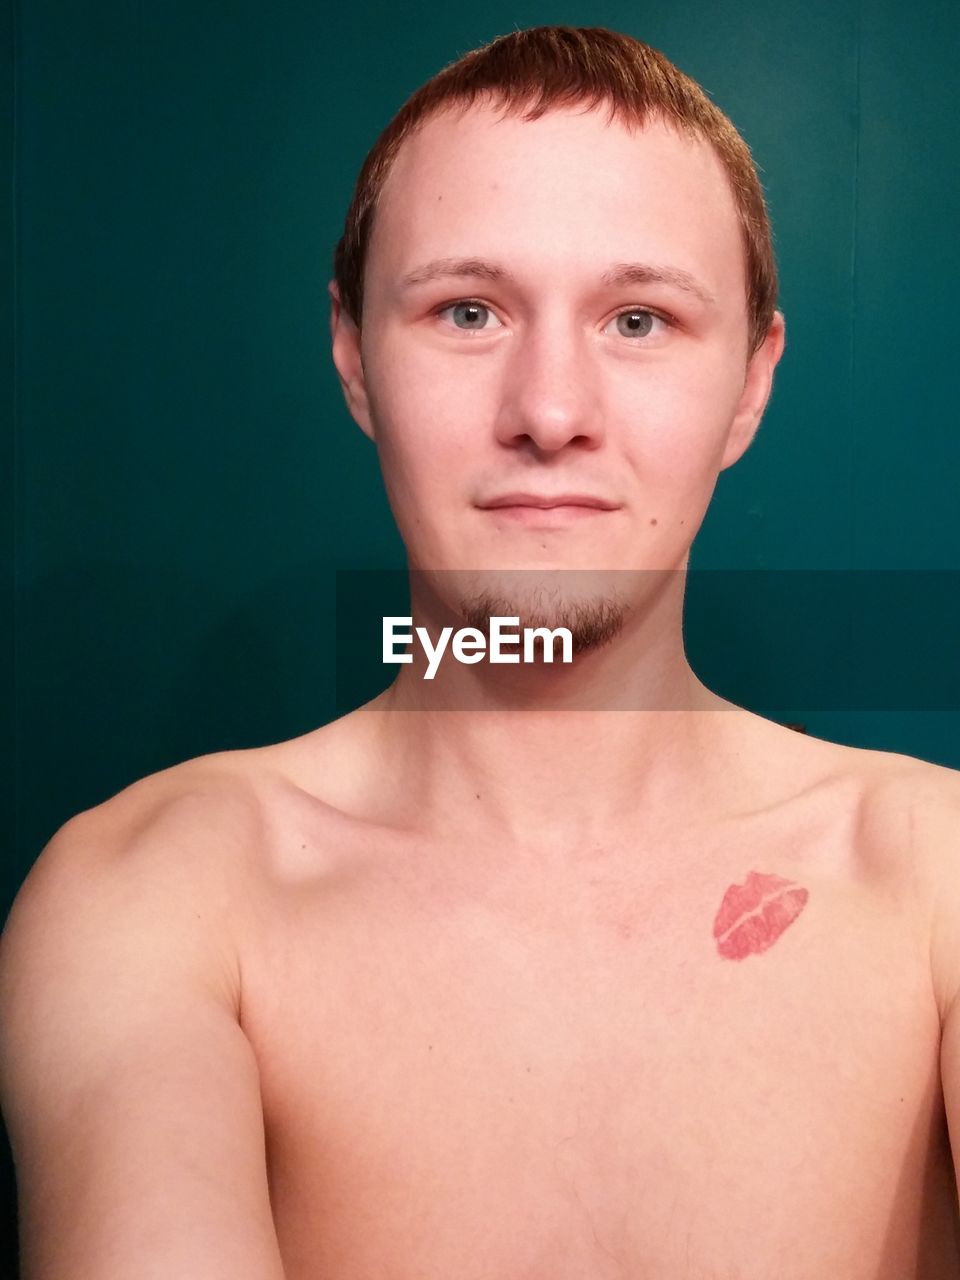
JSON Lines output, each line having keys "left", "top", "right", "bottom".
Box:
{"left": 396, "top": 257, "right": 717, "bottom": 306}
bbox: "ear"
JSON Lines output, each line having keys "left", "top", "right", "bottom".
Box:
{"left": 329, "top": 281, "right": 376, "bottom": 442}
{"left": 718, "top": 310, "right": 786, "bottom": 471}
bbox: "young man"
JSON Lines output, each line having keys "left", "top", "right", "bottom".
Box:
{"left": 2, "top": 25, "right": 960, "bottom": 1280}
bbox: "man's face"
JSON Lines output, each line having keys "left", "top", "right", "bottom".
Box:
{"left": 332, "top": 101, "right": 784, "bottom": 629}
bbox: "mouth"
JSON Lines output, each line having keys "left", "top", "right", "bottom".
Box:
{"left": 481, "top": 503, "right": 616, "bottom": 528}
{"left": 478, "top": 493, "right": 621, "bottom": 527}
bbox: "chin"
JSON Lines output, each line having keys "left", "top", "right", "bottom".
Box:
{"left": 413, "top": 566, "right": 651, "bottom": 655}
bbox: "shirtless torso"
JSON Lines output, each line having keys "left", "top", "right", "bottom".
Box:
{"left": 85, "top": 703, "right": 960, "bottom": 1277}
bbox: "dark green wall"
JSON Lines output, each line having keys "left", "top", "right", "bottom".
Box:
{"left": 5, "top": 0, "right": 960, "bottom": 1263}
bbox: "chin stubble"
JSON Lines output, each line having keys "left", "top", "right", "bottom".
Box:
{"left": 457, "top": 589, "right": 628, "bottom": 656}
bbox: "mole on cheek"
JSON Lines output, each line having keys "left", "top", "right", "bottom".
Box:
{"left": 649, "top": 518, "right": 658, "bottom": 526}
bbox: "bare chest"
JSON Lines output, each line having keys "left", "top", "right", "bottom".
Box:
{"left": 239, "top": 809, "right": 959, "bottom": 1279}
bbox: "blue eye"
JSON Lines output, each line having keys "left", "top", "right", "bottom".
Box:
{"left": 609, "top": 309, "right": 668, "bottom": 339}
{"left": 437, "top": 301, "right": 502, "bottom": 331}
{"left": 434, "top": 302, "right": 670, "bottom": 338}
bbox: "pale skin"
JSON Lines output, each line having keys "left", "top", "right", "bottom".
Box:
{"left": 329, "top": 103, "right": 790, "bottom": 851}
{"left": 2, "top": 98, "right": 960, "bottom": 1280}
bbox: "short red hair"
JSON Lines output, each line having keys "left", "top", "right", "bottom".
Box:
{"left": 333, "top": 25, "right": 779, "bottom": 355}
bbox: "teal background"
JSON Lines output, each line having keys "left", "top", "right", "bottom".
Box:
{"left": 4, "top": 0, "right": 960, "bottom": 1267}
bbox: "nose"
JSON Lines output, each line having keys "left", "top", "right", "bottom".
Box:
{"left": 493, "top": 314, "right": 604, "bottom": 454}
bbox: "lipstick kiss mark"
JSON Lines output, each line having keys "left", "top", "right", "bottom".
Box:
{"left": 713, "top": 871, "right": 809, "bottom": 961}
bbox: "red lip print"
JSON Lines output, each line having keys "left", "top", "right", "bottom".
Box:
{"left": 713, "top": 871, "right": 809, "bottom": 960}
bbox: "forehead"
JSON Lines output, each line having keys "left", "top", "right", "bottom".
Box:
{"left": 367, "top": 101, "right": 745, "bottom": 302}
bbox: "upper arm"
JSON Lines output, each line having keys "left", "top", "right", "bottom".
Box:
{"left": 939, "top": 978, "right": 960, "bottom": 1210}
{"left": 924, "top": 766, "right": 960, "bottom": 1197}
{"left": 0, "top": 785, "right": 286, "bottom": 1280}
{"left": 940, "top": 995, "right": 960, "bottom": 1195}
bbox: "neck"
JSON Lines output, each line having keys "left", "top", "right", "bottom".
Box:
{"left": 366, "top": 569, "right": 745, "bottom": 853}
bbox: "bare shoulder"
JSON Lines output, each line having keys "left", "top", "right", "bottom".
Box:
{"left": 0, "top": 748, "right": 291, "bottom": 1280}
{"left": 67, "top": 744, "right": 279, "bottom": 847}
{"left": 17, "top": 707, "right": 380, "bottom": 934}
{"left": 816, "top": 734, "right": 960, "bottom": 815}
{"left": 3, "top": 746, "right": 290, "bottom": 1003}
{"left": 826, "top": 739, "right": 960, "bottom": 1020}
{"left": 815, "top": 734, "right": 960, "bottom": 867}
{"left": 68, "top": 733, "right": 312, "bottom": 862}
{"left": 882, "top": 751, "right": 960, "bottom": 1021}
{"left": 846, "top": 740, "right": 960, "bottom": 855}
{"left": 729, "top": 709, "right": 959, "bottom": 889}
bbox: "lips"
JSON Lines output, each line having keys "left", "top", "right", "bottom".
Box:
{"left": 482, "top": 503, "right": 611, "bottom": 527}
{"left": 712, "top": 870, "right": 809, "bottom": 961}
{"left": 481, "top": 493, "right": 619, "bottom": 510}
